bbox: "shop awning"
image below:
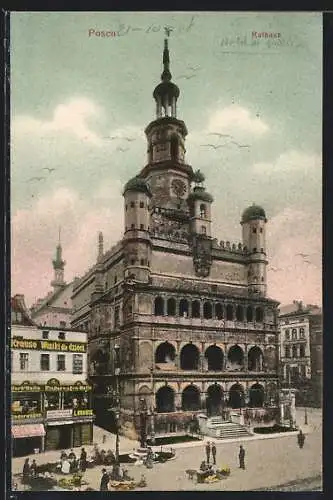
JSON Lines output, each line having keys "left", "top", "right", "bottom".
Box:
{"left": 47, "top": 421, "right": 74, "bottom": 426}
{"left": 12, "top": 424, "right": 45, "bottom": 439}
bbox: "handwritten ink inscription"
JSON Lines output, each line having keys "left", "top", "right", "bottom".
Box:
{"left": 116, "top": 15, "right": 196, "bottom": 36}
{"left": 220, "top": 33, "right": 305, "bottom": 50}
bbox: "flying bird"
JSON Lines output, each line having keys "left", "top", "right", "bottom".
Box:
{"left": 42, "top": 167, "right": 56, "bottom": 173}
{"left": 209, "top": 133, "right": 233, "bottom": 139}
{"left": 295, "top": 253, "right": 309, "bottom": 258}
{"left": 27, "top": 176, "right": 45, "bottom": 182}
{"left": 268, "top": 266, "right": 283, "bottom": 272}
{"left": 103, "top": 136, "right": 120, "bottom": 141}
{"left": 123, "top": 137, "right": 136, "bottom": 142}
{"left": 117, "top": 147, "right": 129, "bottom": 152}
{"left": 187, "top": 65, "right": 201, "bottom": 71}
{"left": 231, "top": 140, "right": 250, "bottom": 148}
{"left": 200, "top": 144, "right": 226, "bottom": 150}
{"left": 177, "top": 74, "right": 197, "bottom": 80}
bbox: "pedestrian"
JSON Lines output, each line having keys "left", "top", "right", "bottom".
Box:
{"left": 205, "top": 441, "right": 211, "bottom": 464}
{"left": 80, "top": 447, "right": 87, "bottom": 472}
{"left": 239, "top": 445, "right": 245, "bottom": 470}
{"left": 297, "top": 430, "right": 305, "bottom": 449}
{"left": 100, "top": 468, "right": 109, "bottom": 491}
{"left": 211, "top": 442, "right": 217, "bottom": 465}
{"left": 30, "top": 459, "right": 38, "bottom": 478}
{"left": 22, "top": 458, "right": 30, "bottom": 484}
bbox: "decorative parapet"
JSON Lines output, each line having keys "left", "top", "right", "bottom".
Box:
{"left": 212, "top": 238, "right": 248, "bottom": 255}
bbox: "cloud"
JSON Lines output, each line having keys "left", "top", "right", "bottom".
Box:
{"left": 253, "top": 150, "right": 321, "bottom": 174}
{"left": 12, "top": 98, "right": 103, "bottom": 145}
{"left": 206, "top": 105, "right": 269, "bottom": 137}
{"left": 266, "top": 207, "right": 322, "bottom": 306}
{"left": 11, "top": 184, "right": 124, "bottom": 307}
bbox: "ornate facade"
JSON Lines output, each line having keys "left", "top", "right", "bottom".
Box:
{"left": 71, "top": 34, "right": 280, "bottom": 439}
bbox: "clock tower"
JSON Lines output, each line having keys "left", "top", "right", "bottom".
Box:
{"left": 139, "top": 30, "right": 194, "bottom": 235}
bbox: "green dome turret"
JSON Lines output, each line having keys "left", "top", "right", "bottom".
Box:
{"left": 241, "top": 203, "right": 267, "bottom": 223}
{"left": 188, "top": 185, "right": 214, "bottom": 203}
{"left": 123, "top": 176, "right": 152, "bottom": 198}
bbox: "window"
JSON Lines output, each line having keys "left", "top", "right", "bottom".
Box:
{"left": 57, "top": 354, "right": 66, "bottom": 371}
{"left": 130, "top": 201, "right": 135, "bottom": 208}
{"left": 300, "top": 327, "right": 305, "bottom": 338}
{"left": 40, "top": 354, "right": 50, "bottom": 371}
{"left": 73, "top": 354, "right": 83, "bottom": 374}
{"left": 260, "top": 228, "right": 263, "bottom": 233}
{"left": 131, "top": 223, "right": 135, "bottom": 229}
{"left": 19, "top": 353, "right": 29, "bottom": 371}
{"left": 140, "top": 258, "right": 145, "bottom": 266}
{"left": 60, "top": 321, "right": 66, "bottom": 328}
{"left": 201, "top": 226, "right": 207, "bottom": 235}
{"left": 125, "top": 204, "right": 128, "bottom": 211}
{"left": 285, "top": 346, "right": 290, "bottom": 358}
{"left": 42, "top": 331, "right": 49, "bottom": 340}
{"left": 292, "top": 328, "right": 297, "bottom": 340}
{"left": 115, "top": 306, "right": 120, "bottom": 327}
{"left": 140, "top": 201, "right": 144, "bottom": 208}
{"left": 200, "top": 204, "right": 206, "bottom": 218}
{"left": 131, "top": 259, "right": 135, "bottom": 265}
{"left": 260, "top": 248, "right": 264, "bottom": 253}
{"left": 292, "top": 345, "right": 298, "bottom": 358}
{"left": 285, "top": 329, "right": 290, "bottom": 340}
{"left": 253, "top": 248, "right": 257, "bottom": 253}
{"left": 252, "top": 228, "right": 257, "bottom": 234}
{"left": 58, "top": 332, "right": 66, "bottom": 340}
{"left": 140, "top": 224, "right": 144, "bottom": 230}
{"left": 300, "top": 345, "right": 305, "bottom": 357}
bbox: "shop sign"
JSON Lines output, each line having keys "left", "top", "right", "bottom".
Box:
{"left": 46, "top": 409, "right": 73, "bottom": 419}
{"left": 12, "top": 382, "right": 42, "bottom": 392}
{"left": 12, "top": 413, "right": 43, "bottom": 420}
{"left": 12, "top": 381, "right": 92, "bottom": 393}
{"left": 73, "top": 409, "right": 94, "bottom": 417}
{"left": 12, "top": 337, "right": 87, "bottom": 353}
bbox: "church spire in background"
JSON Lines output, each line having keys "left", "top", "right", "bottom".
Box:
{"left": 51, "top": 227, "right": 66, "bottom": 291}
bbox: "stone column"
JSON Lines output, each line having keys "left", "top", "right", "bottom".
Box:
{"left": 175, "top": 392, "right": 182, "bottom": 412}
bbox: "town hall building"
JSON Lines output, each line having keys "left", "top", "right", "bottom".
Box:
{"left": 71, "top": 34, "right": 280, "bottom": 440}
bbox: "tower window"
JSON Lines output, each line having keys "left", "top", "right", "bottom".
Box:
{"left": 131, "top": 259, "right": 135, "bottom": 265}
{"left": 260, "top": 228, "right": 263, "bottom": 233}
{"left": 125, "top": 204, "right": 128, "bottom": 211}
{"left": 252, "top": 228, "right": 257, "bottom": 234}
{"left": 201, "top": 226, "right": 206, "bottom": 235}
{"left": 200, "top": 204, "right": 207, "bottom": 218}
{"left": 140, "top": 224, "right": 144, "bottom": 230}
{"left": 130, "top": 202, "right": 135, "bottom": 208}
{"left": 114, "top": 275, "right": 118, "bottom": 283}
{"left": 131, "top": 224, "right": 135, "bottom": 229}
{"left": 140, "top": 258, "right": 145, "bottom": 266}
{"left": 261, "top": 248, "right": 264, "bottom": 252}
{"left": 140, "top": 201, "right": 144, "bottom": 208}
{"left": 253, "top": 248, "right": 257, "bottom": 253}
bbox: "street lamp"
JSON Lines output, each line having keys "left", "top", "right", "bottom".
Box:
{"left": 114, "top": 344, "right": 120, "bottom": 464}
{"left": 139, "top": 398, "right": 148, "bottom": 448}
{"left": 304, "top": 406, "right": 308, "bottom": 425}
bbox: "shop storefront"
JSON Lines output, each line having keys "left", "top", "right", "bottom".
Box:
{"left": 12, "top": 424, "right": 46, "bottom": 457}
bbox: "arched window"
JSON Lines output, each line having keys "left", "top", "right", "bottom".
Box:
{"left": 180, "top": 344, "right": 200, "bottom": 370}
{"left": 170, "top": 135, "right": 179, "bottom": 161}
{"left": 248, "top": 346, "right": 264, "bottom": 371}
{"left": 285, "top": 329, "right": 290, "bottom": 340}
{"left": 249, "top": 383, "right": 265, "bottom": 408}
{"left": 200, "top": 204, "right": 207, "bottom": 218}
{"left": 215, "top": 303, "right": 223, "bottom": 320}
{"left": 203, "top": 302, "right": 212, "bottom": 319}
{"left": 156, "top": 386, "right": 175, "bottom": 413}
{"left": 201, "top": 226, "right": 207, "bottom": 235}
{"left": 205, "top": 345, "right": 224, "bottom": 371}
{"left": 236, "top": 305, "right": 244, "bottom": 321}
{"left": 154, "top": 297, "right": 164, "bottom": 316}
{"left": 167, "top": 298, "right": 176, "bottom": 316}
{"left": 300, "top": 328, "right": 305, "bottom": 338}
{"left": 246, "top": 306, "right": 253, "bottom": 322}
{"left": 155, "top": 342, "right": 176, "bottom": 363}
{"left": 192, "top": 300, "right": 201, "bottom": 318}
{"left": 228, "top": 383, "right": 245, "bottom": 409}
{"left": 292, "top": 328, "right": 297, "bottom": 339}
{"left": 226, "top": 304, "right": 234, "bottom": 321}
{"left": 179, "top": 299, "right": 189, "bottom": 317}
{"left": 255, "top": 307, "right": 263, "bottom": 322}
{"left": 181, "top": 385, "right": 201, "bottom": 411}
{"left": 206, "top": 385, "right": 224, "bottom": 417}
{"left": 227, "top": 345, "right": 244, "bottom": 370}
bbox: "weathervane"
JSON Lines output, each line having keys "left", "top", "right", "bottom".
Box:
{"left": 164, "top": 26, "right": 173, "bottom": 37}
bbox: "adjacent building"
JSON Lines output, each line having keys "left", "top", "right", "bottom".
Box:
{"left": 278, "top": 301, "right": 322, "bottom": 407}
{"left": 30, "top": 235, "right": 74, "bottom": 329}
{"left": 11, "top": 295, "right": 93, "bottom": 456}
{"left": 71, "top": 34, "right": 280, "bottom": 440}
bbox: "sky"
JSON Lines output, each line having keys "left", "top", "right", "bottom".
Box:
{"left": 10, "top": 12, "right": 322, "bottom": 307}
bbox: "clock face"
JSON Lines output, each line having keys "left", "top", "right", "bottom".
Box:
{"left": 171, "top": 178, "right": 187, "bottom": 198}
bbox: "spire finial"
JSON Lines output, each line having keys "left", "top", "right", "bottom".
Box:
{"left": 58, "top": 226, "right": 61, "bottom": 245}
{"left": 161, "top": 27, "right": 173, "bottom": 82}
{"left": 98, "top": 231, "right": 104, "bottom": 262}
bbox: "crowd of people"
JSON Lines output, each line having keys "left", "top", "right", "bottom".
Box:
{"left": 58, "top": 448, "right": 88, "bottom": 474}
{"left": 22, "top": 458, "right": 38, "bottom": 484}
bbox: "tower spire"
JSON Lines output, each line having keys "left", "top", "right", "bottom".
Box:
{"left": 51, "top": 229, "right": 66, "bottom": 290}
{"left": 153, "top": 29, "right": 180, "bottom": 119}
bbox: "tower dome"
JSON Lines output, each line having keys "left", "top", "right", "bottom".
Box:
{"left": 153, "top": 35, "right": 180, "bottom": 118}
{"left": 241, "top": 204, "right": 267, "bottom": 223}
{"left": 188, "top": 185, "right": 214, "bottom": 203}
{"left": 123, "top": 176, "right": 152, "bottom": 198}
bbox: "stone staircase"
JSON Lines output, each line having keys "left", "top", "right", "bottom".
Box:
{"left": 207, "top": 417, "right": 252, "bottom": 440}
